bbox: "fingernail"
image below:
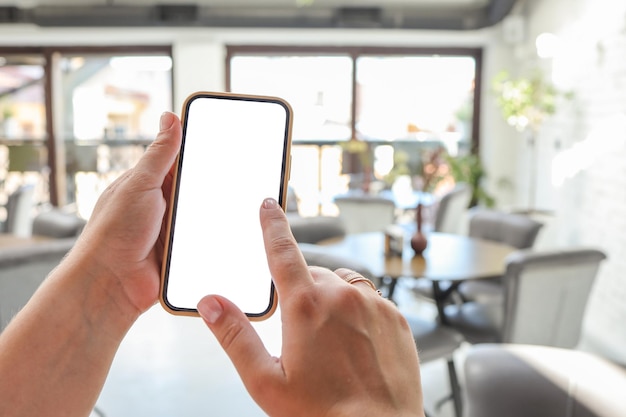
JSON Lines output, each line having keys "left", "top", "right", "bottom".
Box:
{"left": 262, "top": 197, "right": 278, "bottom": 209}
{"left": 197, "top": 296, "right": 223, "bottom": 324}
{"left": 160, "top": 112, "right": 174, "bottom": 131}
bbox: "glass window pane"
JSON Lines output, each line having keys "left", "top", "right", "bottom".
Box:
{"left": 60, "top": 54, "right": 173, "bottom": 141}
{"left": 230, "top": 55, "right": 353, "bottom": 142}
{"left": 0, "top": 55, "right": 46, "bottom": 140}
{"left": 59, "top": 53, "right": 173, "bottom": 217}
{"left": 356, "top": 55, "right": 475, "bottom": 155}
{"left": 0, "top": 54, "right": 48, "bottom": 217}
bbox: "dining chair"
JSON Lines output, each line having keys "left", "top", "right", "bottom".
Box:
{"left": 3, "top": 184, "right": 35, "bottom": 237}
{"left": 404, "top": 314, "right": 466, "bottom": 417}
{"left": 286, "top": 186, "right": 347, "bottom": 244}
{"left": 410, "top": 183, "right": 472, "bottom": 301}
{"left": 32, "top": 209, "right": 87, "bottom": 238}
{"left": 443, "top": 247, "right": 607, "bottom": 347}
{"left": 0, "top": 238, "right": 76, "bottom": 331}
{"left": 334, "top": 195, "right": 396, "bottom": 234}
{"left": 462, "top": 343, "right": 626, "bottom": 417}
{"left": 455, "top": 208, "right": 544, "bottom": 303}
{"left": 432, "top": 182, "right": 472, "bottom": 234}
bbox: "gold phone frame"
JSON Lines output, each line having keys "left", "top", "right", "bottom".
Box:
{"left": 159, "top": 91, "right": 293, "bottom": 320}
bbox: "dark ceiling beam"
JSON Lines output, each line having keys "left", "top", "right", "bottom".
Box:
{"left": 0, "top": 0, "right": 518, "bottom": 30}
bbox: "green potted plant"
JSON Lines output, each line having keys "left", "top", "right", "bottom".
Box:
{"left": 492, "top": 69, "right": 563, "bottom": 134}
{"left": 492, "top": 69, "right": 572, "bottom": 211}
{"left": 445, "top": 153, "right": 495, "bottom": 208}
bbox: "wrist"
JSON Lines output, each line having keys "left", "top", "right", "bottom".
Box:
{"left": 55, "top": 243, "right": 145, "bottom": 336}
{"left": 327, "top": 401, "right": 424, "bottom": 417}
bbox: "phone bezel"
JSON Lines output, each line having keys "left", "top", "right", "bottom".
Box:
{"left": 159, "top": 91, "right": 293, "bottom": 320}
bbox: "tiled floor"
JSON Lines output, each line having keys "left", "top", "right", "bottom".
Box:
{"left": 95, "top": 279, "right": 461, "bottom": 417}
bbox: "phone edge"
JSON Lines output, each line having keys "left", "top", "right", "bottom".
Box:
{"left": 158, "top": 91, "right": 293, "bottom": 321}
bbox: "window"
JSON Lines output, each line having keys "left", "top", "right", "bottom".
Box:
{"left": 228, "top": 46, "right": 482, "bottom": 216}
{"left": 0, "top": 55, "right": 46, "bottom": 141}
{"left": 355, "top": 55, "right": 476, "bottom": 154}
{"left": 0, "top": 52, "right": 48, "bottom": 222}
{"left": 230, "top": 55, "right": 353, "bottom": 142}
{"left": 59, "top": 52, "right": 173, "bottom": 217}
{"left": 0, "top": 46, "right": 173, "bottom": 218}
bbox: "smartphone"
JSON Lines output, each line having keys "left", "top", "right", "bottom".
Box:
{"left": 160, "top": 91, "right": 293, "bottom": 320}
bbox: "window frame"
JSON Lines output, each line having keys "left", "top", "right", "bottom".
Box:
{"left": 225, "top": 45, "right": 483, "bottom": 151}
{"left": 0, "top": 45, "right": 174, "bottom": 206}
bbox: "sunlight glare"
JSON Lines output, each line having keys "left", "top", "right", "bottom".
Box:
{"left": 110, "top": 56, "right": 173, "bottom": 72}
{"left": 552, "top": 113, "right": 626, "bottom": 186}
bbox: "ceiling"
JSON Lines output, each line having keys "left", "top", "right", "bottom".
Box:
{"left": 0, "top": 0, "right": 519, "bottom": 30}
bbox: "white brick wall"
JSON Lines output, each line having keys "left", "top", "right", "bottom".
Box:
{"left": 510, "top": 0, "right": 626, "bottom": 364}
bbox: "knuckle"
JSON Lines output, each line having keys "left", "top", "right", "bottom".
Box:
{"left": 269, "top": 234, "right": 298, "bottom": 254}
{"left": 217, "top": 320, "right": 246, "bottom": 351}
{"left": 333, "top": 267, "right": 353, "bottom": 276}
{"left": 325, "top": 284, "right": 369, "bottom": 315}
{"left": 336, "top": 284, "right": 368, "bottom": 306}
{"left": 308, "top": 266, "right": 332, "bottom": 278}
{"left": 288, "top": 285, "right": 322, "bottom": 318}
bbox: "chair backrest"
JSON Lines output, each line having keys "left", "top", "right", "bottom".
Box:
{"left": 5, "top": 184, "right": 35, "bottom": 237}
{"left": 468, "top": 209, "right": 543, "bottom": 249}
{"left": 334, "top": 195, "right": 396, "bottom": 234}
{"left": 32, "top": 209, "right": 87, "bottom": 238}
{"left": 433, "top": 182, "right": 472, "bottom": 234}
{"left": 0, "top": 238, "right": 76, "bottom": 330}
{"left": 285, "top": 185, "right": 300, "bottom": 214}
{"left": 502, "top": 248, "right": 606, "bottom": 348}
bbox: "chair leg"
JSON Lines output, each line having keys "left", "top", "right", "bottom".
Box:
{"left": 446, "top": 358, "right": 463, "bottom": 417}
{"left": 433, "top": 358, "right": 463, "bottom": 417}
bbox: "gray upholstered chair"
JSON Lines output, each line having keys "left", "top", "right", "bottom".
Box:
{"left": 32, "top": 209, "right": 87, "bottom": 238}
{"left": 410, "top": 183, "right": 473, "bottom": 301}
{"left": 432, "top": 182, "right": 472, "bottom": 234}
{"left": 3, "top": 184, "right": 35, "bottom": 237}
{"left": 285, "top": 186, "right": 346, "bottom": 244}
{"left": 444, "top": 247, "right": 607, "bottom": 346}
{"left": 288, "top": 215, "right": 346, "bottom": 244}
{"left": 0, "top": 238, "right": 76, "bottom": 330}
{"left": 466, "top": 208, "right": 544, "bottom": 248}
{"left": 463, "top": 343, "right": 626, "bottom": 417}
{"left": 404, "top": 314, "right": 466, "bottom": 417}
{"left": 334, "top": 195, "right": 396, "bottom": 234}
{"left": 455, "top": 209, "right": 544, "bottom": 303}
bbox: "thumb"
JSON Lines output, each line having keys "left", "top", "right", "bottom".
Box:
{"left": 134, "top": 111, "right": 182, "bottom": 186}
{"left": 198, "top": 295, "right": 275, "bottom": 383}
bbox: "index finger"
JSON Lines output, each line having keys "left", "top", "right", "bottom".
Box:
{"left": 260, "top": 198, "right": 313, "bottom": 297}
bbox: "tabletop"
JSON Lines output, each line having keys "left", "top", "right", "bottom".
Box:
{"left": 319, "top": 231, "right": 516, "bottom": 282}
{"left": 0, "top": 234, "right": 52, "bottom": 249}
{"left": 319, "top": 231, "right": 516, "bottom": 320}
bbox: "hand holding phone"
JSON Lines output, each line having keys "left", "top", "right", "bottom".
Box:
{"left": 160, "top": 92, "right": 293, "bottom": 320}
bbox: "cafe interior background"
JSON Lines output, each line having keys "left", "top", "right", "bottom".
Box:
{"left": 1, "top": 0, "right": 625, "bottom": 416}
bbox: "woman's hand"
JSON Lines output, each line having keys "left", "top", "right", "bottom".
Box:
{"left": 0, "top": 112, "right": 183, "bottom": 417}
{"left": 71, "top": 111, "right": 182, "bottom": 317}
{"left": 198, "top": 198, "right": 424, "bottom": 417}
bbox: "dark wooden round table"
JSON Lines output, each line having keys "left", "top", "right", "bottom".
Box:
{"left": 319, "top": 231, "right": 516, "bottom": 320}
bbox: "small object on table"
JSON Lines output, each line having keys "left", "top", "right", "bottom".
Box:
{"left": 384, "top": 225, "right": 404, "bottom": 257}
{"left": 410, "top": 202, "right": 428, "bottom": 255}
{"left": 410, "top": 231, "right": 428, "bottom": 255}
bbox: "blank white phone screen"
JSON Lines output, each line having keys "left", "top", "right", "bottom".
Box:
{"left": 164, "top": 95, "right": 290, "bottom": 316}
